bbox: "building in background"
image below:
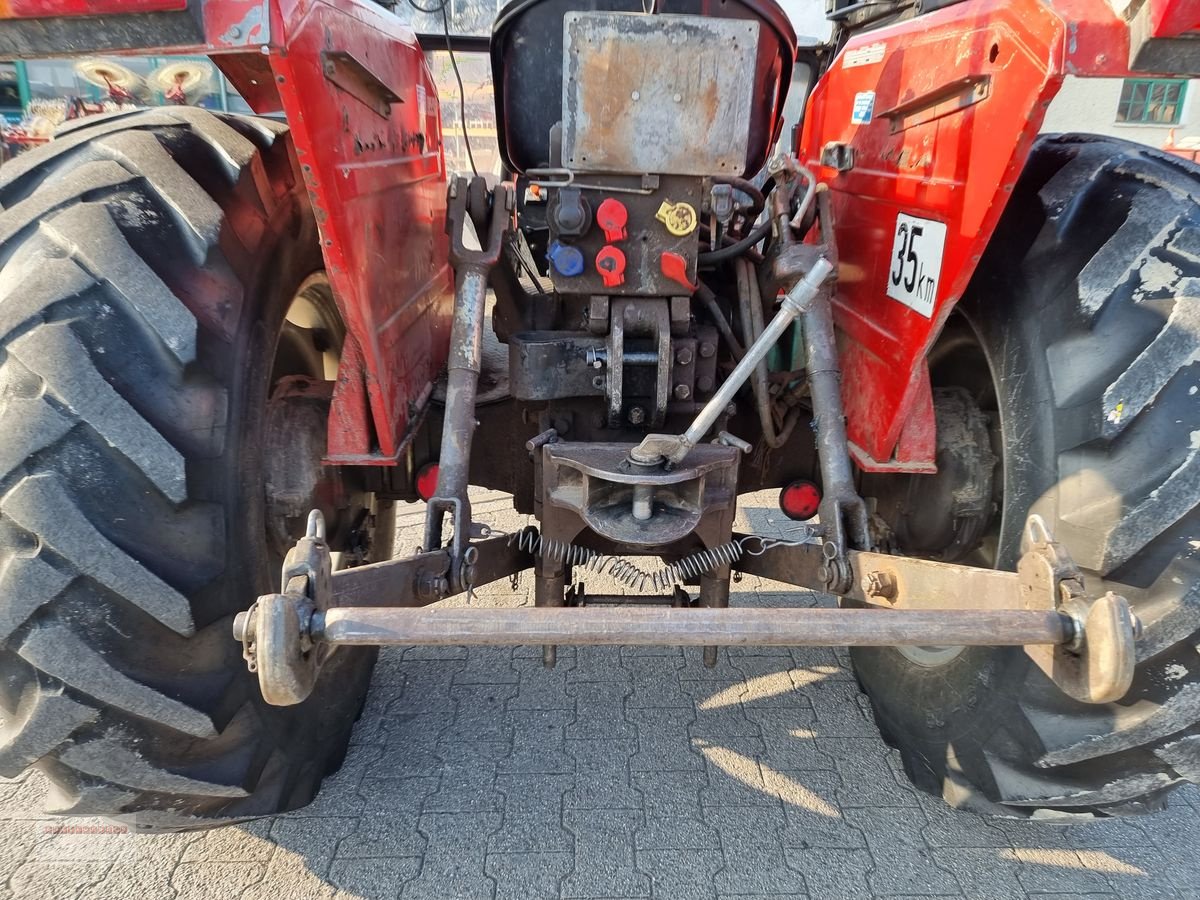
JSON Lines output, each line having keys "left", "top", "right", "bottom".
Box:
{"left": 1044, "top": 75, "right": 1197, "bottom": 155}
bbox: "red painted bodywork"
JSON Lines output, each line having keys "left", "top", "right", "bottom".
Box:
{"left": 1149, "top": 0, "right": 1199, "bottom": 38}
{"left": 0, "top": 0, "right": 1195, "bottom": 472}
{"left": 0, "top": 0, "right": 186, "bottom": 16}
{"left": 800, "top": 0, "right": 1199, "bottom": 472}
{"left": 0, "top": 0, "right": 453, "bottom": 463}
{"left": 266, "top": 1, "right": 451, "bottom": 462}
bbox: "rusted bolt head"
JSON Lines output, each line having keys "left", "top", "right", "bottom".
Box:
{"left": 699, "top": 342, "right": 716, "bottom": 358}
{"left": 674, "top": 384, "right": 692, "bottom": 400}
{"left": 628, "top": 406, "right": 646, "bottom": 425}
{"left": 675, "top": 347, "right": 694, "bottom": 366}
{"left": 697, "top": 375, "right": 714, "bottom": 392}
{"left": 417, "top": 574, "right": 449, "bottom": 598}
{"left": 862, "top": 570, "right": 898, "bottom": 602}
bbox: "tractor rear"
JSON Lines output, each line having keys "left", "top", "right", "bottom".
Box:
{"left": 0, "top": 0, "right": 1197, "bottom": 830}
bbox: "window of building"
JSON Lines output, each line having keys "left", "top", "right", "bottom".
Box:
{"left": 0, "top": 63, "right": 21, "bottom": 116}
{"left": 1117, "top": 78, "right": 1187, "bottom": 125}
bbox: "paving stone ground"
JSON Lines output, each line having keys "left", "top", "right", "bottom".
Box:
{"left": 2, "top": 490, "right": 1197, "bottom": 899}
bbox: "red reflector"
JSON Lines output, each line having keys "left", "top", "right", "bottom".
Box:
{"left": 779, "top": 480, "right": 821, "bottom": 521}
{"left": 416, "top": 463, "right": 440, "bottom": 502}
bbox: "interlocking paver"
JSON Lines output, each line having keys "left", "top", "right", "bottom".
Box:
{"left": 782, "top": 847, "right": 873, "bottom": 900}
{"left": 629, "top": 707, "right": 705, "bottom": 773}
{"left": 561, "top": 809, "right": 650, "bottom": 899}
{"left": 564, "top": 740, "right": 642, "bottom": 810}
{"left": 566, "top": 682, "right": 635, "bottom": 741}
{"left": 2, "top": 493, "right": 1198, "bottom": 900}
{"left": 486, "top": 851, "right": 572, "bottom": 900}
{"left": 845, "top": 805, "right": 964, "bottom": 897}
{"left": 8, "top": 862, "right": 110, "bottom": 900}
{"left": 171, "top": 861, "right": 265, "bottom": 900}
{"left": 623, "top": 655, "right": 691, "bottom": 708}
{"left": 509, "top": 657, "right": 576, "bottom": 711}
{"left": 489, "top": 773, "right": 574, "bottom": 853}
{"left": 500, "top": 709, "right": 574, "bottom": 775}
{"left": 636, "top": 847, "right": 722, "bottom": 900}
{"left": 400, "top": 812, "right": 501, "bottom": 900}
{"left": 712, "top": 845, "right": 809, "bottom": 897}
{"left": 329, "top": 857, "right": 420, "bottom": 900}
{"left": 335, "top": 777, "right": 436, "bottom": 859}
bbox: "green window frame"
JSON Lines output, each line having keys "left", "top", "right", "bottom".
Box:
{"left": 1117, "top": 78, "right": 1187, "bottom": 125}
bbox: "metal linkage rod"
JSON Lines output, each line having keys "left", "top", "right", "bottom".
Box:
{"left": 315, "top": 607, "right": 1071, "bottom": 648}
{"left": 629, "top": 257, "right": 834, "bottom": 467}
{"left": 681, "top": 258, "right": 833, "bottom": 456}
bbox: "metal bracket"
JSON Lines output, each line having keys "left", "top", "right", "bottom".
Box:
{"left": 321, "top": 50, "right": 401, "bottom": 119}
{"left": 234, "top": 511, "right": 332, "bottom": 707}
{"left": 607, "top": 299, "right": 672, "bottom": 428}
{"left": 732, "top": 514, "right": 1140, "bottom": 704}
{"left": 234, "top": 514, "right": 1137, "bottom": 708}
{"left": 1017, "top": 516, "right": 1138, "bottom": 704}
{"left": 234, "top": 521, "right": 532, "bottom": 706}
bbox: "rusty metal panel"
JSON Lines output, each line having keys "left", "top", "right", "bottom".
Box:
{"left": 561, "top": 12, "right": 759, "bottom": 176}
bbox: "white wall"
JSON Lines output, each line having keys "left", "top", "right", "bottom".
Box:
{"left": 775, "top": 0, "right": 833, "bottom": 42}
{"left": 1041, "top": 75, "right": 1199, "bottom": 149}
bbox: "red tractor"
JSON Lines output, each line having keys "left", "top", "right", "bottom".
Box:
{"left": 0, "top": 0, "right": 1195, "bottom": 830}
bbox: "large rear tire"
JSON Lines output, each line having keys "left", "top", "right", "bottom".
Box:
{"left": 0, "top": 108, "right": 382, "bottom": 828}
{"left": 853, "top": 136, "right": 1200, "bottom": 817}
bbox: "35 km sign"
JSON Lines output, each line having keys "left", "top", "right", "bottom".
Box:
{"left": 886, "top": 213, "right": 947, "bottom": 318}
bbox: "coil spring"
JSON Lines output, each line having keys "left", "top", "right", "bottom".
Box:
{"left": 510, "top": 528, "right": 760, "bottom": 594}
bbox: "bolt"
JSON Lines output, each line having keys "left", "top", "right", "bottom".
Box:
{"left": 232, "top": 610, "right": 252, "bottom": 642}
{"left": 628, "top": 406, "right": 646, "bottom": 426}
{"left": 697, "top": 375, "right": 714, "bottom": 392}
{"left": 227, "top": 25, "right": 242, "bottom": 40}
{"left": 674, "top": 384, "right": 691, "bottom": 400}
{"left": 632, "top": 484, "right": 653, "bottom": 521}
{"left": 417, "top": 574, "right": 449, "bottom": 599}
{"left": 699, "top": 342, "right": 716, "bottom": 358}
{"left": 673, "top": 92, "right": 682, "bottom": 102}
{"left": 862, "top": 570, "right": 898, "bottom": 602}
{"left": 631, "top": 90, "right": 640, "bottom": 101}
{"left": 675, "top": 347, "right": 693, "bottom": 366}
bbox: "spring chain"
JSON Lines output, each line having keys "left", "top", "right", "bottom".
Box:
{"left": 507, "top": 526, "right": 817, "bottom": 594}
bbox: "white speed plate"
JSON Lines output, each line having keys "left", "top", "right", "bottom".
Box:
{"left": 885, "top": 213, "right": 947, "bottom": 318}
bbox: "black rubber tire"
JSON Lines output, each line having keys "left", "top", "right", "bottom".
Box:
{"left": 852, "top": 136, "right": 1200, "bottom": 818}
{"left": 0, "top": 108, "right": 378, "bottom": 829}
